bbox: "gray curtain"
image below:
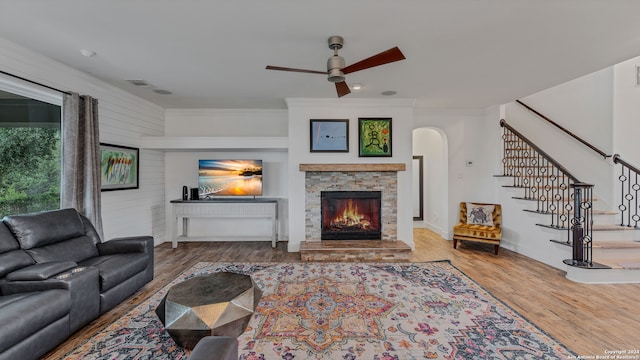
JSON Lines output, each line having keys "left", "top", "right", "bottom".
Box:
{"left": 61, "top": 92, "right": 103, "bottom": 239}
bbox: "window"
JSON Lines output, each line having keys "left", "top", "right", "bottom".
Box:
{"left": 0, "top": 89, "right": 62, "bottom": 217}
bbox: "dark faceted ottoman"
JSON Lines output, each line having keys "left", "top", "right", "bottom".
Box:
{"left": 155, "top": 272, "right": 262, "bottom": 349}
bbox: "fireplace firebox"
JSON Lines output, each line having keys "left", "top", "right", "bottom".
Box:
{"left": 321, "top": 191, "right": 382, "bottom": 240}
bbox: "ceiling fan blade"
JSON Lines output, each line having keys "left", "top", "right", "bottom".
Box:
{"left": 342, "top": 47, "right": 406, "bottom": 74}
{"left": 265, "top": 65, "right": 326, "bottom": 75}
{"left": 335, "top": 81, "right": 351, "bottom": 97}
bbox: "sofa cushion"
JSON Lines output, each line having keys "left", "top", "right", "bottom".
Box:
{"left": 0, "top": 250, "right": 34, "bottom": 279}
{"left": 4, "top": 208, "right": 85, "bottom": 249}
{"left": 0, "top": 222, "right": 19, "bottom": 254}
{"left": 26, "top": 236, "right": 99, "bottom": 264}
{"left": 79, "top": 253, "right": 148, "bottom": 292}
{"left": 453, "top": 223, "right": 501, "bottom": 241}
{"left": 0, "top": 289, "right": 70, "bottom": 353}
{"left": 466, "top": 203, "right": 495, "bottom": 226}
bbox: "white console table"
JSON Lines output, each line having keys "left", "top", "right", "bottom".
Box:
{"left": 170, "top": 198, "right": 279, "bottom": 248}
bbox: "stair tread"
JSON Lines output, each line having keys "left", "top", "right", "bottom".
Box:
{"left": 503, "top": 185, "right": 566, "bottom": 189}
{"left": 536, "top": 223, "right": 632, "bottom": 231}
{"left": 592, "top": 240, "right": 640, "bottom": 248}
{"left": 596, "top": 259, "right": 640, "bottom": 269}
{"left": 593, "top": 224, "right": 638, "bottom": 231}
{"left": 513, "top": 196, "right": 600, "bottom": 202}
{"left": 581, "top": 210, "right": 617, "bottom": 215}
{"left": 525, "top": 209, "right": 616, "bottom": 215}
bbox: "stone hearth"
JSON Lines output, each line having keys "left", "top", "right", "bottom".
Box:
{"left": 299, "top": 240, "right": 410, "bottom": 262}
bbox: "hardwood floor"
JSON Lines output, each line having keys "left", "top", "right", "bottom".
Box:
{"left": 44, "top": 229, "right": 640, "bottom": 359}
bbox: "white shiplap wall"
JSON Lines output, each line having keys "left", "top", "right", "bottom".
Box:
{"left": 0, "top": 37, "right": 166, "bottom": 245}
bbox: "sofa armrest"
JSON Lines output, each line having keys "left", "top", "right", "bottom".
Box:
{"left": 1, "top": 266, "right": 91, "bottom": 293}
{"left": 0, "top": 266, "right": 100, "bottom": 332}
{"left": 5, "top": 261, "right": 78, "bottom": 281}
{"left": 97, "top": 236, "right": 153, "bottom": 255}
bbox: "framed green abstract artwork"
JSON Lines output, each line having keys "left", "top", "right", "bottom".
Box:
{"left": 358, "top": 118, "right": 392, "bottom": 157}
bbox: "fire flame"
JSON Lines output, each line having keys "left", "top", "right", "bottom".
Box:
{"left": 331, "top": 200, "right": 371, "bottom": 229}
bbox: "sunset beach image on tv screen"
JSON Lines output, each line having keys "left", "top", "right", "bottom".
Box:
{"left": 198, "top": 160, "right": 263, "bottom": 197}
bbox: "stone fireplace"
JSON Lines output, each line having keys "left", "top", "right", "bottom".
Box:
{"left": 301, "top": 163, "right": 405, "bottom": 242}
{"left": 299, "top": 163, "right": 410, "bottom": 261}
{"left": 321, "top": 190, "right": 382, "bottom": 240}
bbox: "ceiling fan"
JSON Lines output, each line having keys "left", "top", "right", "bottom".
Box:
{"left": 266, "top": 36, "right": 406, "bottom": 97}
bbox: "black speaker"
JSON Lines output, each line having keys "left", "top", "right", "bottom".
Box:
{"left": 190, "top": 188, "right": 200, "bottom": 200}
{"left": 182, "top": 186, "right": 189, "bottom": 200}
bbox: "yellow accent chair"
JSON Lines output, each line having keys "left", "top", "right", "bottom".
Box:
{"left": 453, "top": 202, "right": 502, "bottom": 255}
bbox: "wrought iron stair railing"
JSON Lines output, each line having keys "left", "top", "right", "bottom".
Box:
{"left": 500, "top": 119, "right": 596, "bottom": 268}
{"left": 613, "top": 154, "right": 640, "bottom": 228}
{"left": 512, "top": 100, "right": 640, "bottom": 270}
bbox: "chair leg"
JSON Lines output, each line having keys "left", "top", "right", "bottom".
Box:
{"left": 453, "top": 239, "right": 458, "bottom": 249}
{"left": 494, "top": 244, "right": 499, "bottom": 255}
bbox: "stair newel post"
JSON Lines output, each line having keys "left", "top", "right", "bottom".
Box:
{"left": 585, "top": 185, "right": 594, "bottom": 266}
{"left": 564, "top": 183, "right": 594, "bottom": 267}
{"left": 572, "top": 185, "right": 585, "bottom": 263}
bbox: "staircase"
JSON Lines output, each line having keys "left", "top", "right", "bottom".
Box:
{"left": 499, "top": 104, "right": 640, "bottom": 284}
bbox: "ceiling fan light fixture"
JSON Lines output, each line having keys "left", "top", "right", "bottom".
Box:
{"left": 80, "top": 49, "right": 96, "bottom": 58}
{"left": 328, "top": 68, "right": 345, "bottom": 83}
{"left": 327, "top": 54, "right": 344, "bottom": 68}
{"left": 327, "top": 55, "right": 345, "bottom": 82}
{"left": 265, "top": 36, "right": 405, "bottom": 97}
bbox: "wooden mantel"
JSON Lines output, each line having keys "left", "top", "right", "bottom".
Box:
{"left": 299, "top": 163, "right": 406, "bottom": 172}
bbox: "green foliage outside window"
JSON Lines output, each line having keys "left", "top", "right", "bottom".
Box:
{"left": 0, "top": 127, "right": 61, "bottom": 217}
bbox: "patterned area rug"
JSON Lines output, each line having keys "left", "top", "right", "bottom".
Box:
{"left": 63, "top": 261, "right": 575, "bottom": 359}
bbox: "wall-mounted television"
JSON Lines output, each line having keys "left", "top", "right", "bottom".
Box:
{"left": 198, "top": 160, "right": 263, "bottom": 198}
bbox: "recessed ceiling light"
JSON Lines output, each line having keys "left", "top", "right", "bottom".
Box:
{"left": 153, "top": 89, "right": 172, "bottom": 95}
{"left": 352, "top": 83, "right": 363, "bottom": 91}
{"left": 381, "top": 90, "right": 397, "bottom": 96}
{"left": 80, "top": 49, "right": 96, "bottom": 58}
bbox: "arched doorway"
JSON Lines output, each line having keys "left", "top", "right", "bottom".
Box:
{"left": 412, "top": 128, "right": 449, "bottom": 238}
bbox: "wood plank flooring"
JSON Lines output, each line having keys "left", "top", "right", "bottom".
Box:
{"left": 43, "top": 229, "right": 640, "bottom": 359}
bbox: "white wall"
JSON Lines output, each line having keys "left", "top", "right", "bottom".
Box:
{"left": 413, "top": 107, "right": 501, "bottom": 240}
{"left": 163, "top": 109, "right": 289, "bottom": 242}
{"left": 613, "top": 57, "right": 640, "bottom": 165}
{"left": 165, "top": 109, "right": 288, "bottom": 137}
{"left": 522, "top": 67, "right": 614, "bottom": 153}
{"left": 287, "top": 98, "right": 415, "bottom": 252}
{"left": 508, "top": 68, "right": 616, "bottom": 209}
{"left": 0, "top": 37, "right": 166, "bottom": 244}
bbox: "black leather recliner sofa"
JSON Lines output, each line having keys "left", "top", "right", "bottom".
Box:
{"left": 0, "top": 208, "right": 154, "bottom": 360}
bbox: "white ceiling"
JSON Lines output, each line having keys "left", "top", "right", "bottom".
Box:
{"left": 1, "top": 0, "right": 640, "bottom": 109}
